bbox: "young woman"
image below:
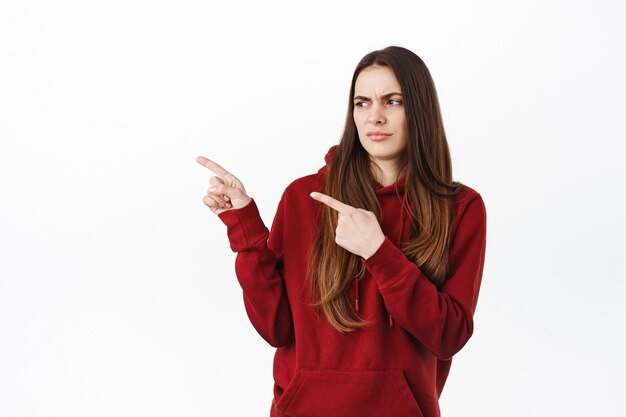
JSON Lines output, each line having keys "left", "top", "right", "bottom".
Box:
{"left": 196, "top": 45, "right": 487, "bottom": 417}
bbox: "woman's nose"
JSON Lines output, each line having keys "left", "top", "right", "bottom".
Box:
{"left": 367, "top": 104, "right": 386, "bottom": 124}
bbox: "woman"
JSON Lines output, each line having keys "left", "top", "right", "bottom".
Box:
{"left": 196, "top": 45, "right": 487, "bottom": 417}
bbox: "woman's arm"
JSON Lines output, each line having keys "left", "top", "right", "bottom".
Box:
{"left": 362, "top": 194, "right": 487, "bottom": 360}
{"left": 218, "top": 194, "right": 295, "bottom": 348}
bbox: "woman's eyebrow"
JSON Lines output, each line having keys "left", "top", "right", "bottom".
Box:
{"left": 353, "top": 92, "right": 402, "bottom": 101}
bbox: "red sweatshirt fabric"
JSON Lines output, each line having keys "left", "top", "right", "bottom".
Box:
{"left": 217, "top": 144, "right": 487, "bottom": 417}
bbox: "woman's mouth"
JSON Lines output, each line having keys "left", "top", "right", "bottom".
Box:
{"left": 367, "top": 131, "right": 392, "bottom": 141}
{"left": 369, "top": 134, "right": 391, "bottom": 141}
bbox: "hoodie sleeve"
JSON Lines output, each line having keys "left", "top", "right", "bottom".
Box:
{"left": 217, "top": 194, "right": 295, "bottom": 348}
{"left": 361, "top": 193, "right": 487, "bottom": 360}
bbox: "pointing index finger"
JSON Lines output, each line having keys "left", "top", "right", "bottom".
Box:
{"left": 310, "top": 192, "right": 353, "bottom": 214}
{"left": 196, "top": 156, "right": 233, "bottom": 179}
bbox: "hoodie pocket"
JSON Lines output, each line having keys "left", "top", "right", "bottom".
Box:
{"left": 274, "top": 367, "right": 424, "bottom": 417}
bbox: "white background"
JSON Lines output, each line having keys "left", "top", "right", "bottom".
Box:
{"left": 1, "top": 0, "right": 625, "bottom": 416}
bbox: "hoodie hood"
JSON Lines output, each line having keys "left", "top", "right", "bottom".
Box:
{"left": 318, "top": 144, "right": 407, "bottom": 195}
{"left": 317, "top": 144, "right": 413, "bottom": 327}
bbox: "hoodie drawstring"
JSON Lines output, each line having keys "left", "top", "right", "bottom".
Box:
{"left": 385, "top": 193, "right": 408, "bottom": 328}
{"left": 354, "top": 191, "right": 409, "bottom": 328}
{"left": 355, "top": 273, "right": 359, "bottom": 312}
{"left": 355, "top": 274, "right": 393, "bottom": 326}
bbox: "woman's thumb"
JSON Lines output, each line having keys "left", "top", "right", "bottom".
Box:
{"left": 209, "top": 184, "right": 250, "bottom": 208}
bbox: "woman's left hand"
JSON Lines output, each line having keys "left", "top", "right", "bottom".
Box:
{"left": 310, "top": 191, "right": 385, "bottom": 260}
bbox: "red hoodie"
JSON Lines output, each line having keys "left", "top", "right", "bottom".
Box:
{"left": 217, "top": 144, "right": 487, "bottom": 417}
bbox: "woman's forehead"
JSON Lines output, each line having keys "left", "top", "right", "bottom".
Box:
{"left": 354, "top": 66, "right": 401, "bottom": 96}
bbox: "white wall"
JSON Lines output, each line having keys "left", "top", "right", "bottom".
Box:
{"left": 1, "top": 0, "right": 624, "bottom": 415}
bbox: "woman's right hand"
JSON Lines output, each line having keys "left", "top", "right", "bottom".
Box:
{"left": 196, "top": 156, "right": 252, "bottom": 215}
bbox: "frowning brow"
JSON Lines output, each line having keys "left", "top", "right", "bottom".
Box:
{"left": 353, "top": 92, "right": 402, "bottom": 101}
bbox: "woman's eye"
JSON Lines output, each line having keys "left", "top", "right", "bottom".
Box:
{"left": 354, "top": 100, "right": 402, "bottom": 108}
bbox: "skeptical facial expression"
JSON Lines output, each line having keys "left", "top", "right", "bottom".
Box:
{"left": 353, "top": 65, "right": 408, "bottom": 169}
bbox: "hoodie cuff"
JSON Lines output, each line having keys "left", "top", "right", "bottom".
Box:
{"left": 217, "top": 198, "right": 269, "bottom": 252}
{"left": 361, "top": 236, "right": 415, "bottom": 289}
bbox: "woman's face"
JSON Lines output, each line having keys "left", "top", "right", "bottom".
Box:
{"left": 353, "top": 65, "right": 408, "bottom": 171}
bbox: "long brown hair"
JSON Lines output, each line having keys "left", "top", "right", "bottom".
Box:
{"left": 306, "top": 45, "right": 463, "bottom": 333}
